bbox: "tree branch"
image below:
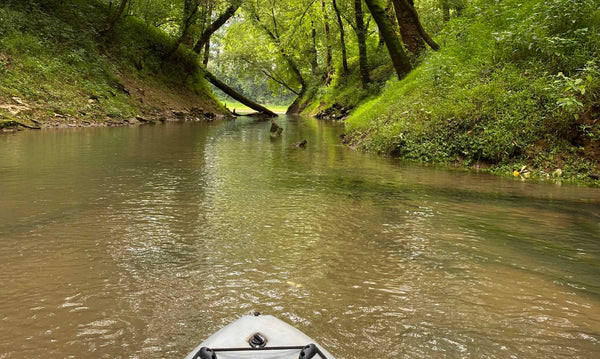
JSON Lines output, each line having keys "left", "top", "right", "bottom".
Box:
{"left": 193, "top": 0, "right": 243, "bottom": 54}
{"left": 261, "top": 69, "right": 300, "bottom": 95}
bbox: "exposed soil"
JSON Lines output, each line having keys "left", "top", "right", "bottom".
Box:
{"left": 0, "top": 73, "right": 228, "bottom": 133}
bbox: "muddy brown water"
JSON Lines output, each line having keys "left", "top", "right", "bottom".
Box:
{"left": 1, "top": 116, "right": 600, "bottom": 358}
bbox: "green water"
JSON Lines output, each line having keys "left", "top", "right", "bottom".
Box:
{"left": 1, "top": 116, "right": 600, "bottom": 358}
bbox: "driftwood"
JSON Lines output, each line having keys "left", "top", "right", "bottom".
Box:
{"left": 292, "top": 139, "right": 307, "bottom": 148}
{"left": 270, "top": 120, "right": 283, "bottom": 136}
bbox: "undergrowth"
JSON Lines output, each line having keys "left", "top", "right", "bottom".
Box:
{"left": 336, "top": 0, "right": 600, "bottom": 184}
{"left": 0, "top": 0, "right": 218, "bottom": 125}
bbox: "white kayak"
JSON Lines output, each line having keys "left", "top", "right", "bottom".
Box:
{"left": 183, "top": 313, "right": 335, "bottom": 359}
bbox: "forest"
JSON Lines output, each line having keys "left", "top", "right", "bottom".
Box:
{"left": 0, "top": 0, "right": 599, "bottom": 182}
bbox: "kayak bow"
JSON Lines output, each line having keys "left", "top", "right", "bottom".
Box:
{"left": 184, "top": 313, "right": 335, "bottom": 359}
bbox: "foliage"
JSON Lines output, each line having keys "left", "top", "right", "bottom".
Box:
{"left": 343, "top": 0, "right": 600, "bottom": 182}
{"left": 0, "top": 0, "right": 219, "bottom": 124}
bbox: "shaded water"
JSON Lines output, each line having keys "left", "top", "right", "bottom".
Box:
{"left": 1, "top": 116, "right": 600, "bottom": 358}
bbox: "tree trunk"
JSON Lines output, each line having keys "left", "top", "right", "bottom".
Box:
{"left": 364, "top": 0, "right": 412, "bottom": 80}
{"left": 193, "top": 0, "right": 243, "bottom": 54}
{"left": 442, "top": 3, "right": 450, "bottom": 22}
{"left": 286, "top": 87, "right": 307, "bottom": 115}
{"left": 167, "top": 0, "right": 200, "bottom": 56}
{"left": 203, "top": 70, "right": 277, "bottom": 117}
{"left": 331, "top": 0, "right": 348, "bottom": 75}
{"left": 106, "top": 0, "right": 130, "bottom": 33}
{"left": 393, "top": 0, "right": 439, "bottom": 52}
{"left": 320, "top": 0, "right": 332, "bottom": 84}
{"left": 202, "top": 39, "right": 210, "bottom": 68}
{"left": 310, "top": 21, "right": 319, "bottom": 76}
{"left": 391, "top": 0, "right": 423, "bottom": 53}
{"left": 354, "top": 0, "right": 370, "bottom": 88}
{"left": 181, "top": 0, "right": 198, "bottom": 46}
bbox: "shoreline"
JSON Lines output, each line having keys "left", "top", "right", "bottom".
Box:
{"left": 3, "top": 108, "right": 598, "bottom": 186}
{"left": 0, "top": 101, "right": 232, "bottom": 133}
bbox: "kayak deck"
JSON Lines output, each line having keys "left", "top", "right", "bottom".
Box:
{"left": 184, "top": 314, "right": 335, "bottom": 359}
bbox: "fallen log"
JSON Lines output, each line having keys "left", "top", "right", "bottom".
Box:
{"left": 203, "top": 70, "right": 277, "bottom": 117}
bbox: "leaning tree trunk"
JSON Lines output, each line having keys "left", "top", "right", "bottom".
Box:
{"left": 203, "top": 70, "right": 277, "bottom": 117}
{"left": 332, "top": 0, "right": 348, "bottom": 75}
{"left": 392, "top": 0, "right": 439, "bottom": 52}
{"left": 364, "top": 0, "right": 412, "bottom": 80}
{"left": 286, "top": 87, "right": 307, "bottom": 115}
{"left": 354, "top": 0, "right": 370, "bottom": 88}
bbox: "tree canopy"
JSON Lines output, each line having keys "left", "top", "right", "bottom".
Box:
{"left": 97, "top": 0, "right": 447, "bottom": 110}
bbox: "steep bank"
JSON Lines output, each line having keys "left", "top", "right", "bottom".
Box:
{"left": 0, "top": 1, "right": 225, "bottom": 132}
{"left": 305, "top": 0, "right": 600, "bottom": 184}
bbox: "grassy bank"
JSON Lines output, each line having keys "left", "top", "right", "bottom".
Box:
{"left": 0, "top": 0, "right": 223, "bottom": 131}
{"left": 308, "top": 0, "right": 600, "bottom": 184}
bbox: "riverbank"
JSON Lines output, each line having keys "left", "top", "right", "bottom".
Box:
{"left": 303, "top": 0, "right": 600, "bottom": 185}
{"left": 0, "top": 1, "right": 225, "bottom": 133}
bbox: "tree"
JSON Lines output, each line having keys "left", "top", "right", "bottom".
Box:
{"left": 320, "top": 0, "right": 333, "bottom": 83}
{"left": 363, "top": 0, "right": 412, "bottom": 80}
{"left": 392, "top": 0, "right": 439, "bottom": 53}
{"left": 310, "top": 21, "right": 319, "bottom": 76}
{"left": 354, "top": 0, "right": 370, "bottom": 87}
{"left": 106, "top": 0, "right": 131, "bottom": 33}
{"left": 331, "top": 0, "right": 348, "bottom": 75}
{"left": 167, "top": 0, "right": 202, "bottom": 56}
{"left": 193, "top": 0, "right": 244, "bottom": 54}
{"left": 203, "top": 69, "right": 277, "bottom": 116}
{"left": 244, "top": 0, "right": 311, "bottom": 113}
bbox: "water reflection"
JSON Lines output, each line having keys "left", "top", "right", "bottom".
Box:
{"left": 1, "top": 117, "right": 600, "bottom": 358}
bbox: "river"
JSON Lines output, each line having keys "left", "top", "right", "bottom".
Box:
{"left": 1, "top": 116, "right": 600, "bottom": 358}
